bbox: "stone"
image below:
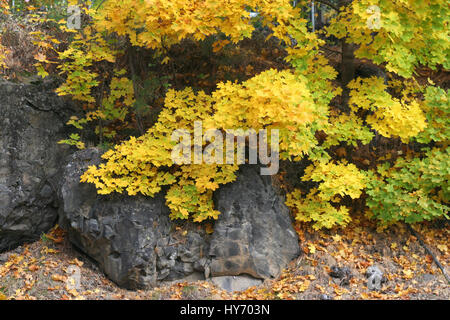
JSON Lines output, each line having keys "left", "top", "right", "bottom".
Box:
{"left": 329, "top": 265, "right": 352, "bottom": 279}
{"left": 58, "top": 149, "right": 210, "bottom": 289}
{"left": 0, "top": 79, "right": 74, "bottom": 252}
{"left": 209, "top": 164, "right": 300, "bottom": 279}
{"left": 420, "top": 273, "right": 436, "bottom": 283}
{"left": 59, "top": 152, "right": 301, "bottom": 289}
{"left": 210, "top": 275, "right": 263, "bottom": 292}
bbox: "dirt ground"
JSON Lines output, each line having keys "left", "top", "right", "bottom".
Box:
{"left": 0, "top": 217, "right": 448, "bottom": 300}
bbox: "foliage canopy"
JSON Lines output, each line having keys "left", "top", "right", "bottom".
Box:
{"left": 2, "top": 0, "right": 448, "bottom": 228}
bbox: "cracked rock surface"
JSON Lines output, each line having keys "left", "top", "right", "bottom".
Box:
{"left": 59, "top": 151, "right": 301, "bottom": 289}
{"left": 0, "top": 79, "right": 73, "bottom": 252}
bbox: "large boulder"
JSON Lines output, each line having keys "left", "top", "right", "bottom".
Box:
{"left": 59, "top": 149, "right": 300, "bottom": 289}
{"left": 0, "top": 79, "right": 73, "bottom": 252}
{"left": 59, "top": 149, "right": 210, "bottom": 289}
{"left": 209, "top": 164, "right": 300, "bottom": 279}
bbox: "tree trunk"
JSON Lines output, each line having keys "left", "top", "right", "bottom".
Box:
{"left": 338, "top": 0, "right": 356, "bottom": 106}
{"left": 341, "top": 40, "right": 355, "bottom": 87}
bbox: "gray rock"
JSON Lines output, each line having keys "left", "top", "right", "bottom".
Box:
{"left": 420, "top": 273, "right": 435, "bottom": 283}
{"left": 59, "top": 152, "right": 300, "bottom": 289}
{"left": 0, "top": 252, "right": 10, "bottom": 263}
{"left": 329, "top": 265, "right": 352, "bottom": 286}
{"left": 0, "top": 80, "right": 74, "bottom": 252}
{"left": 58, "top": 149, "right": 210, "bottom": 289}
{"left": 209, "top": 164, "right": 300, "bottom": 279}
{"left": 210, "top": 275, "right": 263, "bottom": 292}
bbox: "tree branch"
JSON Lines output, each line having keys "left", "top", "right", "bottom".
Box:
{"left": 320, "top": 45, "right": 342, "bottom": 55}
{"left": 407, "top": 224, "right": 450, "bottom": 284}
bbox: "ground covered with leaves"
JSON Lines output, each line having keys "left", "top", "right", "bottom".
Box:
{"left": 0, "top": 218, "right": 448, "bottom": 300}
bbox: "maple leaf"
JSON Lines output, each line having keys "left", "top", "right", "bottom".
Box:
{"left": 436, "top": 244, "right": 448, "bottom": 254}
{"left": 307, "top": 244, "right": 316, "bottom": 254}
{"left": 51, "top": 274, "right": 67, "bottom": 282}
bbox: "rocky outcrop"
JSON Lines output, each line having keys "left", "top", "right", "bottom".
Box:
{"left": 59, "top": 149, "right": 211, "bottom": 289}
{"left": 0, "top": 79, "right": 73, "bottom": 252}
{"left": 59, "top": 150, "right": 301, "bottom": 290}
{"left": 209, "top": 164, "right": 300, "bottom": 279}
{"left": 0, "top": 78, "right": 300, "bottom": 290}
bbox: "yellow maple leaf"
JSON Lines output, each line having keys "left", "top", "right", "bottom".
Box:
{"left": 332, "top": 234, "right": 342, "bottom": 242}
{"left": 308, "top": 243, "right": 316, "bottom": 254}
{"left": 402, "top": 269, "right": 413, "bottom": 279}
{"left": 436, "top": 244, "right": 448, "bottom": 253}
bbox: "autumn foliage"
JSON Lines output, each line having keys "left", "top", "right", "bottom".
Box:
{"left": 2, "top": 0, "right": 448, "bottom": 229}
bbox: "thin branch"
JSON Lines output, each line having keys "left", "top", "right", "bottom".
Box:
{"left": 320, "top": 46, "right": 342, "bottom": 55}
{"left": 406, "top": 224, "right": 450, "bottom": 284}
{"left": 128, "top": 46, "right": 145, "bottom": 135}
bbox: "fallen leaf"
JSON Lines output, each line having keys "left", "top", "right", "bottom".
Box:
{"left": 51, "top": 274, "right": 66, "bottom": 282}
{"left": 69, "top": 258, "right": 84, "bottom": 267}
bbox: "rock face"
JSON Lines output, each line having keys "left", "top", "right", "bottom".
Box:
{"left": 0, "top": 80, "right": 73, "bottom": 252}
{"left": 59, "top": 149, "right": 211, "bottom": 289}
{"left": 210, "top": 165, "right": 300, "bottom": 279}
{"left": 59, "top": 149, "right": 300, "bottom": 289}
{"left": 0, "top": 79, "right": 300, "bottom": 290}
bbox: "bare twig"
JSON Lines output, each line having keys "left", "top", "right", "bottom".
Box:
{"left": 406, "top": 224, "right": 450, "bottom": 284}
{"left": 128, "top": 46, "right": 145, "bottom": 135}
{"left": 320, "top": 46, "right": 342, "bottom": 55}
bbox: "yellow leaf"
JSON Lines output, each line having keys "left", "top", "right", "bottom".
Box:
{"left": 205, "top": 223, "right": 214, "bottom": 234}
{"left": 403, "top": 269, "right": 413, "bottom": 279}
{"left": 51, "top": 274, "right": 66, "bottom": 282}
{"left": 161, "top": 56, "right": 170, "bottom": 64}
{"left": 69, "top": 258, "right": 84, "bottom": 267}
{"left": 332, "top": 234, "right": 342, "bottom": 242}
{"left": 437, "top": 244, "right": 448, "bottom": 253}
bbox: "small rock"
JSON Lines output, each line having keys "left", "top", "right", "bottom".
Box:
{"left": 420, "top": 273, "right": 435, "bottom": 283}
{"left": 0, "top": 252, "right": 10, "bottom": 263}
{"left": 209, "top": 165, "right": 300, "bottom": 280}
{"left": 319, "top": 294, "right": 333, "bottom": 300}
{"left": 329, "top": 265, "right": 351, "bottom": 279}
{"left": 210, "top": 275, "right": 263, "bottom": 292}
{"left": 329, "top": 265, "right": 352, "bottom": 285}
